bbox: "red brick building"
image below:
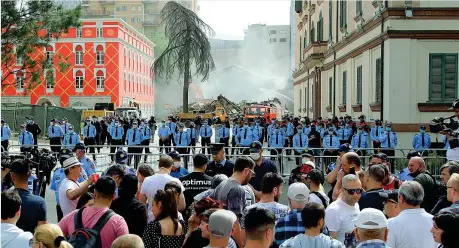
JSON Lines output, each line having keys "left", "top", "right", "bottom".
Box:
{"left": 2, "top": 19, "right": 155, "bottom": 117}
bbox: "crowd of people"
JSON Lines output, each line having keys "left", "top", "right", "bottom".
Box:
{"left": 2, "top": 132, "right": 459, "bottom": 248}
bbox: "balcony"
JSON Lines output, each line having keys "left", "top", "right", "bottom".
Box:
{"left": 99, "top": 0, "right": 115, "bottom": 4}
{"left": 142, "top": 20, "right": 160, "bottom": 26}
{"left": 302, "top": 41, "right": 328, "bottom": 69}
{"left": 83, "top": 10, "right": 113, "bottom": 16}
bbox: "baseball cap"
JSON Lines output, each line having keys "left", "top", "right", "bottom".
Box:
{"left": 287, "top": 182, "right": 310, "bottom": 201}
{"left": 208, "top": 210, "right": 237, "bottom": 238}
{"left": 210, "top": 143, "right": 225, "bottom": 155}
{"left": 355, "top": 208, "right": 388, "bottom": 229}
{"left": 379, "top": 190, "right": 399, "bottom": 203}
{"left": 62, "top": 157, "right": 82, "bottom": 170}
{"left": 167, "top": 150, "right": 182, "bottom": 159}
{"left": 115, "top": 149, "right": 128, "bottom": 164}
{"left": 338, "top": 143, "right": 353, "bottom": 153}
{"left": 249, "top": 141, "right": 262, "bottom": 153}
{"left": 73, "top": 143, "right": 85, "bottom": 152}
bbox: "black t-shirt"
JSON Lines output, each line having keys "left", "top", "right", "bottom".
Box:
{"left": 182, "top": 229, "right": 209, "bottom": 248}
{"left": 308, "top": 131, "right": 321, "bottom": 148}
{"left": 110, "top": 196, "right": 148, "bottom": 237}
{"left": 180, "top": 172, "right": 213, "bottom": 208}
{"left": 358, "top": 188, "right": 386, "bottom": 211}
{"left": 249, "top": 158, "right": 278, "bottom": 191}
{"left": 16, "top": 188, "right": 47, "bottom": 233}
{"left": 205, "top": 160, "right": 235, "bottom": 178}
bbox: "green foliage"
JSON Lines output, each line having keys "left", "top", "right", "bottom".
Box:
{"left": 1, "top": 0, "right": 81, "bottom": 94}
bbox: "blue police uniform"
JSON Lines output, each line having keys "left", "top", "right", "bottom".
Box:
{"left": 174, "top": 130, "right": 191, "bottom": 146}
{"left": 110, "top": 125, "right": 124, "bottom": 141}
{"left": 371, "top": 125, "right": 385, "bottom": 143}
{"left": 1, "top": 124, "right": 12, "bottom": 151}
{"left": 218, "top": 127, "right": 230, "bottom": 141}
{"left": 286, "top": 122, "right": 294, "bottom": 137}
{"left": 236, "top": 127, "right": 258, "bottom": 147}
{"left": 19, "top": 130, "right": 34, "bottom": 149}
{"left": 127, "top": 128, "right": 143, "bottom": 146}
{"left": 61, "top": 123, "right": 71, "bottom": 135}
{"left": 158, "top": 126, "right": 171, "bottom": 139}
{"left": 83, "top": 123, "right": 97, "bottom": 158}
{"left": 200, "top": 124, "right": 213, "bottom": 154}
{"left": 267, "top": 123, "right": 274, "bottom": 138}
{"left": 442, "top": 135, "right": 450, "bottom": 149}
{"left": 109, "top": 125, "right": 124, "bottom": 161}
{"left": 293, "top": 132, "right": 309, "bottom": 153}
{"left": 189, "top": 127, "right": 198, "bottom": 140}
{"left": 158, "top": 125, "right": 172, "bottom": 153}
{"left": 379, "top": 131, "right": 398, "bottom": 149}
{"left": 412, "top": 132, "right": 431, "bottom": 152}
{"left": 215, "top": 125, "right": 222, "bottom": 142}
{"left": 337, "top": 127, "right": 352, "bottom": 142}
{"left": 303, "top": 126, "right": 311, "bottom": 136}
{"left": 351, "top": 132, "right": 370, "bottom": 155}
{"left": 49, "top": 124, "right": 64, "bottom": 153}
{"left": 80, "top": 155, "right": 97, "bottom": 176}
{"left": 139, "top": 125, "right": 151, "bottom": 162}
{"left": 63, "top": 132, "right": 80, "bottom": 149}
{"left": 168, "top": 122, "right": 177, "bottom": 133}
{"left": 323, "top": 134, "right": 340, "bottom": 149}
{"left": 254, "top": 124, "right": 263, "bottom": 138}
{"left": 83, "top": 124, "right": 96, "bottom": 138}
{"left": 269, "top": 130, "right": 285, "bottom": 148}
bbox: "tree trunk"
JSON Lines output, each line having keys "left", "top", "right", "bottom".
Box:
{"left": 183, "top": 60, "right": 190, "bottom": 113}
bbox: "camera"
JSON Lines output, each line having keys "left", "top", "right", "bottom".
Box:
{"left": 430, "top": 116, "right": 459, "bottom": 149}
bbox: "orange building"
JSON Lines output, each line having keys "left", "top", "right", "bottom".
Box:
{"left": 1, "top": 18, "right": 156, "bottom": 117}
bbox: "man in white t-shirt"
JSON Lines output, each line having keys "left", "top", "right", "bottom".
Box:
{"left": 386, "top": 181, "right": 436, "bottom": 248}
{"left": 325, "top": 174, "right": 362, "bottom": 247}
{"left": 59, "top": 157, "right": 95, "bottom": 216}
{"left": 139, "top": 155, "right": 186, "bottom": 222}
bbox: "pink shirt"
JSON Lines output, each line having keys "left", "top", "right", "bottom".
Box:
{"left": 59, "top": 207, "right": 129, "bottom": 248}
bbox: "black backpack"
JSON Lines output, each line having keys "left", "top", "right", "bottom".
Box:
{"left": 311, "top": 191, "right": 329, "bottom": 208}
{"left": 68, "top": 207, "right": 115, "bottom": 248}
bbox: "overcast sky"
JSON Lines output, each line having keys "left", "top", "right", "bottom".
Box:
{"left": 197, "top": 0, "right": 291, "bottom": 40}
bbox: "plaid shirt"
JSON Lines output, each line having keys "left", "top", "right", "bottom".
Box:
{"left": 356, "top": 240, "right": 390, "bottom": 248}
{"left": 439, "top": 201, "right": 459, "bottom": 214}
{"left": 274, "top": 209, "right": 305, "bottom": 247}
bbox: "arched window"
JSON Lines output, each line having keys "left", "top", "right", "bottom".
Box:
{"left": 96, "top": 70, "right": 104, "bottom": 90}
{"left": 75, "top": 45, "right": 83, "bottom": 65}
{"left": 46, "top": 46, "right": 54, "bottom": 64}
{"left": 96, "top": 45, "right": 104, "bottom": 65}
{"left": 75, "top": 70, "right": 84, "bottom": 90}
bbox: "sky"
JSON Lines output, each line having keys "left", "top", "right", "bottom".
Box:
{"left": 197, "top": 0, "right": 291, "bottom": 40}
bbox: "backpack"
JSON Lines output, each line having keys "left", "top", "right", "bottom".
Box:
{"left": 311, "top": 191, "right": 329, "bottom": 208}
{"left": 68, "top": 207, "right": 115, "bottom": 248}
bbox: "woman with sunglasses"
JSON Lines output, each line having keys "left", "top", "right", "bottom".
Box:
{"left": 431, "top": 212, "right": 459, "bottom": 248}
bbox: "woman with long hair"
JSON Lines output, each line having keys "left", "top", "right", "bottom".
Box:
{"left": 306, "top": 169, "right": 330, "bottom": 207}
{"left": 142, "top": 188, "right": 187, "bottom": 248}
{"left": 30, "top": 224, "right": 72, "bottom": 248}
{"left": 431, "top": 212, "right": 459, "bottom": 248}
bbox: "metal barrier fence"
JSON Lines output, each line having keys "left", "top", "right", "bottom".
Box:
{"left": 6, "top": 145, "right": 449, "bottom": 178}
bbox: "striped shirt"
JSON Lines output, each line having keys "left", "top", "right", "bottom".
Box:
{"left": 274, "top": 209, "right": 304, "bottom": 247}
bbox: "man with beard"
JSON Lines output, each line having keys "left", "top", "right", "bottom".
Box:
{"left": 331, "top": 151, "right": 362, "bottom": 201}
{"left": 211, "top": 156, "right": 255, "bottom": 220}
{"left": 408, "top": 157, "right": 438, "bottom": 213}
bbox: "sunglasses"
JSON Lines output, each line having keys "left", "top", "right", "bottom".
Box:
{"left": 343, "top": 188, "right": 364, "bottom": 195}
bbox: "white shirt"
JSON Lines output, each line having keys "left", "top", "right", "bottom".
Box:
{"left": 1, "top": 223, "right": 33, "bottom": 248}
{"left": 59, "top": 178, "right": 80, "bottom": 216}
{"left": 387, "top": 208, "right": 436, "bottom": 248}
{"left": 325, "top": 198, "right": 360, "bottom": 245}
{"left": 446, "top": 147, "right": 459, "bottom": 162}
{"left": 140, "top": 173, "right": 185, "bottom": 222}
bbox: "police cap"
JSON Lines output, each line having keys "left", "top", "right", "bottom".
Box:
{"left": 302, "top": 149, "right": 314, "bottom": 157}
{"left": 73, "top": 143, "right": 86, "bottom": 152}
{"left": 210, "top": 143, "right": 225, "bottom": 155}
{"left": 115, "top": 149, "right": 128, "bottom": 164}
{"left": 338, "top": 143, "right": 353, "bottom": 153}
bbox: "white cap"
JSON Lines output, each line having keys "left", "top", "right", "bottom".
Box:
{"left": 305, "top": 161, "right": 315, "bottom": 168}
{"left": 287, "top": 182, "right": 310, "bottom": 201}
{"left": 62, "top": 157, "right": 82, "bottom": 170}
{"left": 355, "top": 208, "right": 388, "bottom": 229}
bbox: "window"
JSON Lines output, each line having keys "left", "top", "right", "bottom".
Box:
{"left": 304, "top": 87, "right": 307, "bottom": 110}
{"left": 96, "top": 45, "right": 104, "bottom": 65}
{"left": 342, "top": 71, "right": 347, "bottom": 104}
{"left": 45, "top": 70, "right": 54, "bottom": 90}
{"left": 310, "top": 22, "right": 315, "bottom": 43}
{"left": 357, "top": 66, "right": 363, "bottom": 104}
{"left": 329, "top": 1, "right": 333, "bottom": 39}
{"left": 47, "top": 29, "right": 53, "bottom": 38}
{"left": 138, "top": 6, "right": 142, "bottom": 11}
{"left": 46, "top": 46, "right": 54, "bottom": 64}
{"left": 96, "top": 70, "right": 105, "bottom": 90}
{"left": 340, "top": 0, "right": 347, "bottom": 28}
{"left": 356, "top": 0, "right": 363, "bottom": 14}
{"left": 429, "top": 54, "right": 458, "bottom": 102}
{"left": 300, "top": 89, "right": 302, "bottom": 111}
{"left": 304, "top": 30, "right": 307, "bottom": 48}
{"left": 269, "top": 30, "right": 277, "bottom": 34}
{"left": 279, "top": 38, "right": 287, "bottom": 42}
{"left": 375, "top": 58, "right": 382, "bottom": 103}
{"left": 317, "top": 12, "right": 323, "bottom": 42}
{"left": 270, "top": 38, "right": 277, "bottom": 42}
{"left": 16, "top": 71, "right": 24, "bottom": 91}
{"left": 116, "top": 6, "right": 120, "bottom": 11}
{"left": 75, "top": 70, "right": 83, "bottom": 90}
{"left": 279, "top": 30, "right": 287, "bottom": 34}
{"left": 76, "top": 28, "right": 82, "bottom": 38}
{"left": 16, "top": 53, "right": 23, "bottom": 65}
{"left": 122, "top": 6, "right": 127, "bottom": 11}
{"left": 75, "top": 45, "right": 83, "bottom": 65}
{"left": 329, "top": 77, "right": 333, "bottom": 106}
{"left": 299, "top": 36, "right": 302, "bottom": 62}
{"left": 132, "top": 6, "right": 136, "bottom": 11}
{"left": 97, "top": 28, "right": 103, "bottom": 38}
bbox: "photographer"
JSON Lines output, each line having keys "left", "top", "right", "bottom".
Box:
{"left": 435, "top": 99, "right": 459, "bottom": 162}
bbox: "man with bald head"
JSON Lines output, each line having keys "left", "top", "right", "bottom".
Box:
{"left": 332, "top": 152, "right": 363, "bottom": 200}
{"left": 408, "top": 157, "right": 438, "bottom": 212}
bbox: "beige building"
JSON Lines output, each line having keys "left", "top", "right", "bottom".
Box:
{"left": 293, "top": 0, "right": 459, "bottom": 148}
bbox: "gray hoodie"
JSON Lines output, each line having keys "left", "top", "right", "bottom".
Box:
{"left": 280, "top": 233, "right": 345, "bottom": 248}
{"left": 1, "top": 223, "right": 33, "bottom": 248}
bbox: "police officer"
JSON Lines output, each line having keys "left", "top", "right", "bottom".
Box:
{"left": 51, "top": 148, "right": 87, "bottom": 221}
{"left": 126, "top": 121, "right": 143, "bottom": 169}
{"left": 286, "top": 118, "right": 295, "bottom": 155}
{"left": 25, "top": 116, "right": 41, "bottom": 149}
{"left": 218, "top": 121, "right": 231, "bottom": 154}
{"left": 1, "top": 119, "right": 11, "bottom": 151}
{"left": 189, "top": 122, "right": 198, "bottom": 152}
{"left": 293, "top": 124, "right": 309, "bottom": 165}
{"left": 371, "top": 119, "right": 384, "bottom": 153}
{"left": 254, "top": 120, "right": 264, "bottom": 144}
{"left": 205, "top": 143, "right": 235, "bottom": 177}
{"left": 269, "top": 122, "right": 285, "bottom": 166}
{"left": 103, "top": 149, "right": 136, "bottom": 176}
{"left": 139, "top": 119, "right": 151, "bottom": 163}
{"left": 48, "top": 119, "right": 64, "bottom": 153}
{"left": 379, "top": 122, "right": 398, "bottom": 159}
{"left": 267, "top": 118, "right": 276, "bottom": 143}
{"left": 337, "top": 121, "right": 351, "bottom": 145}
{"left": 61, "top": 117, "right": 71, "bottom": 135}
{"left": 73, "top": 143, "right": 97, "bottom": 176}
{"left": 231, "top": 120, "right": 242, "bottom": 155}
{"left": 323, "top": 126, "right": 340, "bottom": 157}
{"left": 351, "top": 126, "right": 370, "bottom": 156}
{"left": 19, "top": 124, "right": 34, "bottom": 153}
{"left": 91, "top": 116, "right": 102, "bottom": 153}
{"left": 236, "top": 121, "right": 258, "bottom": 154}
{"left": 175, "top": 123, "right": 191, "bottom": 166}
{"left": 158, "top": 120, "right": 171, "bottom": 154}
{"left": 412, "top": 125, "right": 431, "bottom": 157}
{"left": 200, "top": 120, "right": 213, "bottom": 155}
{"left": 168, "top": 117, "right": 178, "bottom": 147}
{"left": 83, "top": 118, "right": 97, "bottom": 160}
{"left": 109, "top": 120, "right": 124, "bottom": 162}
{"left": 63, "top": 125, "right": 80, "bottom": 150}
{"left": 215, "top": 123, "right": 222, "bottom": 143}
